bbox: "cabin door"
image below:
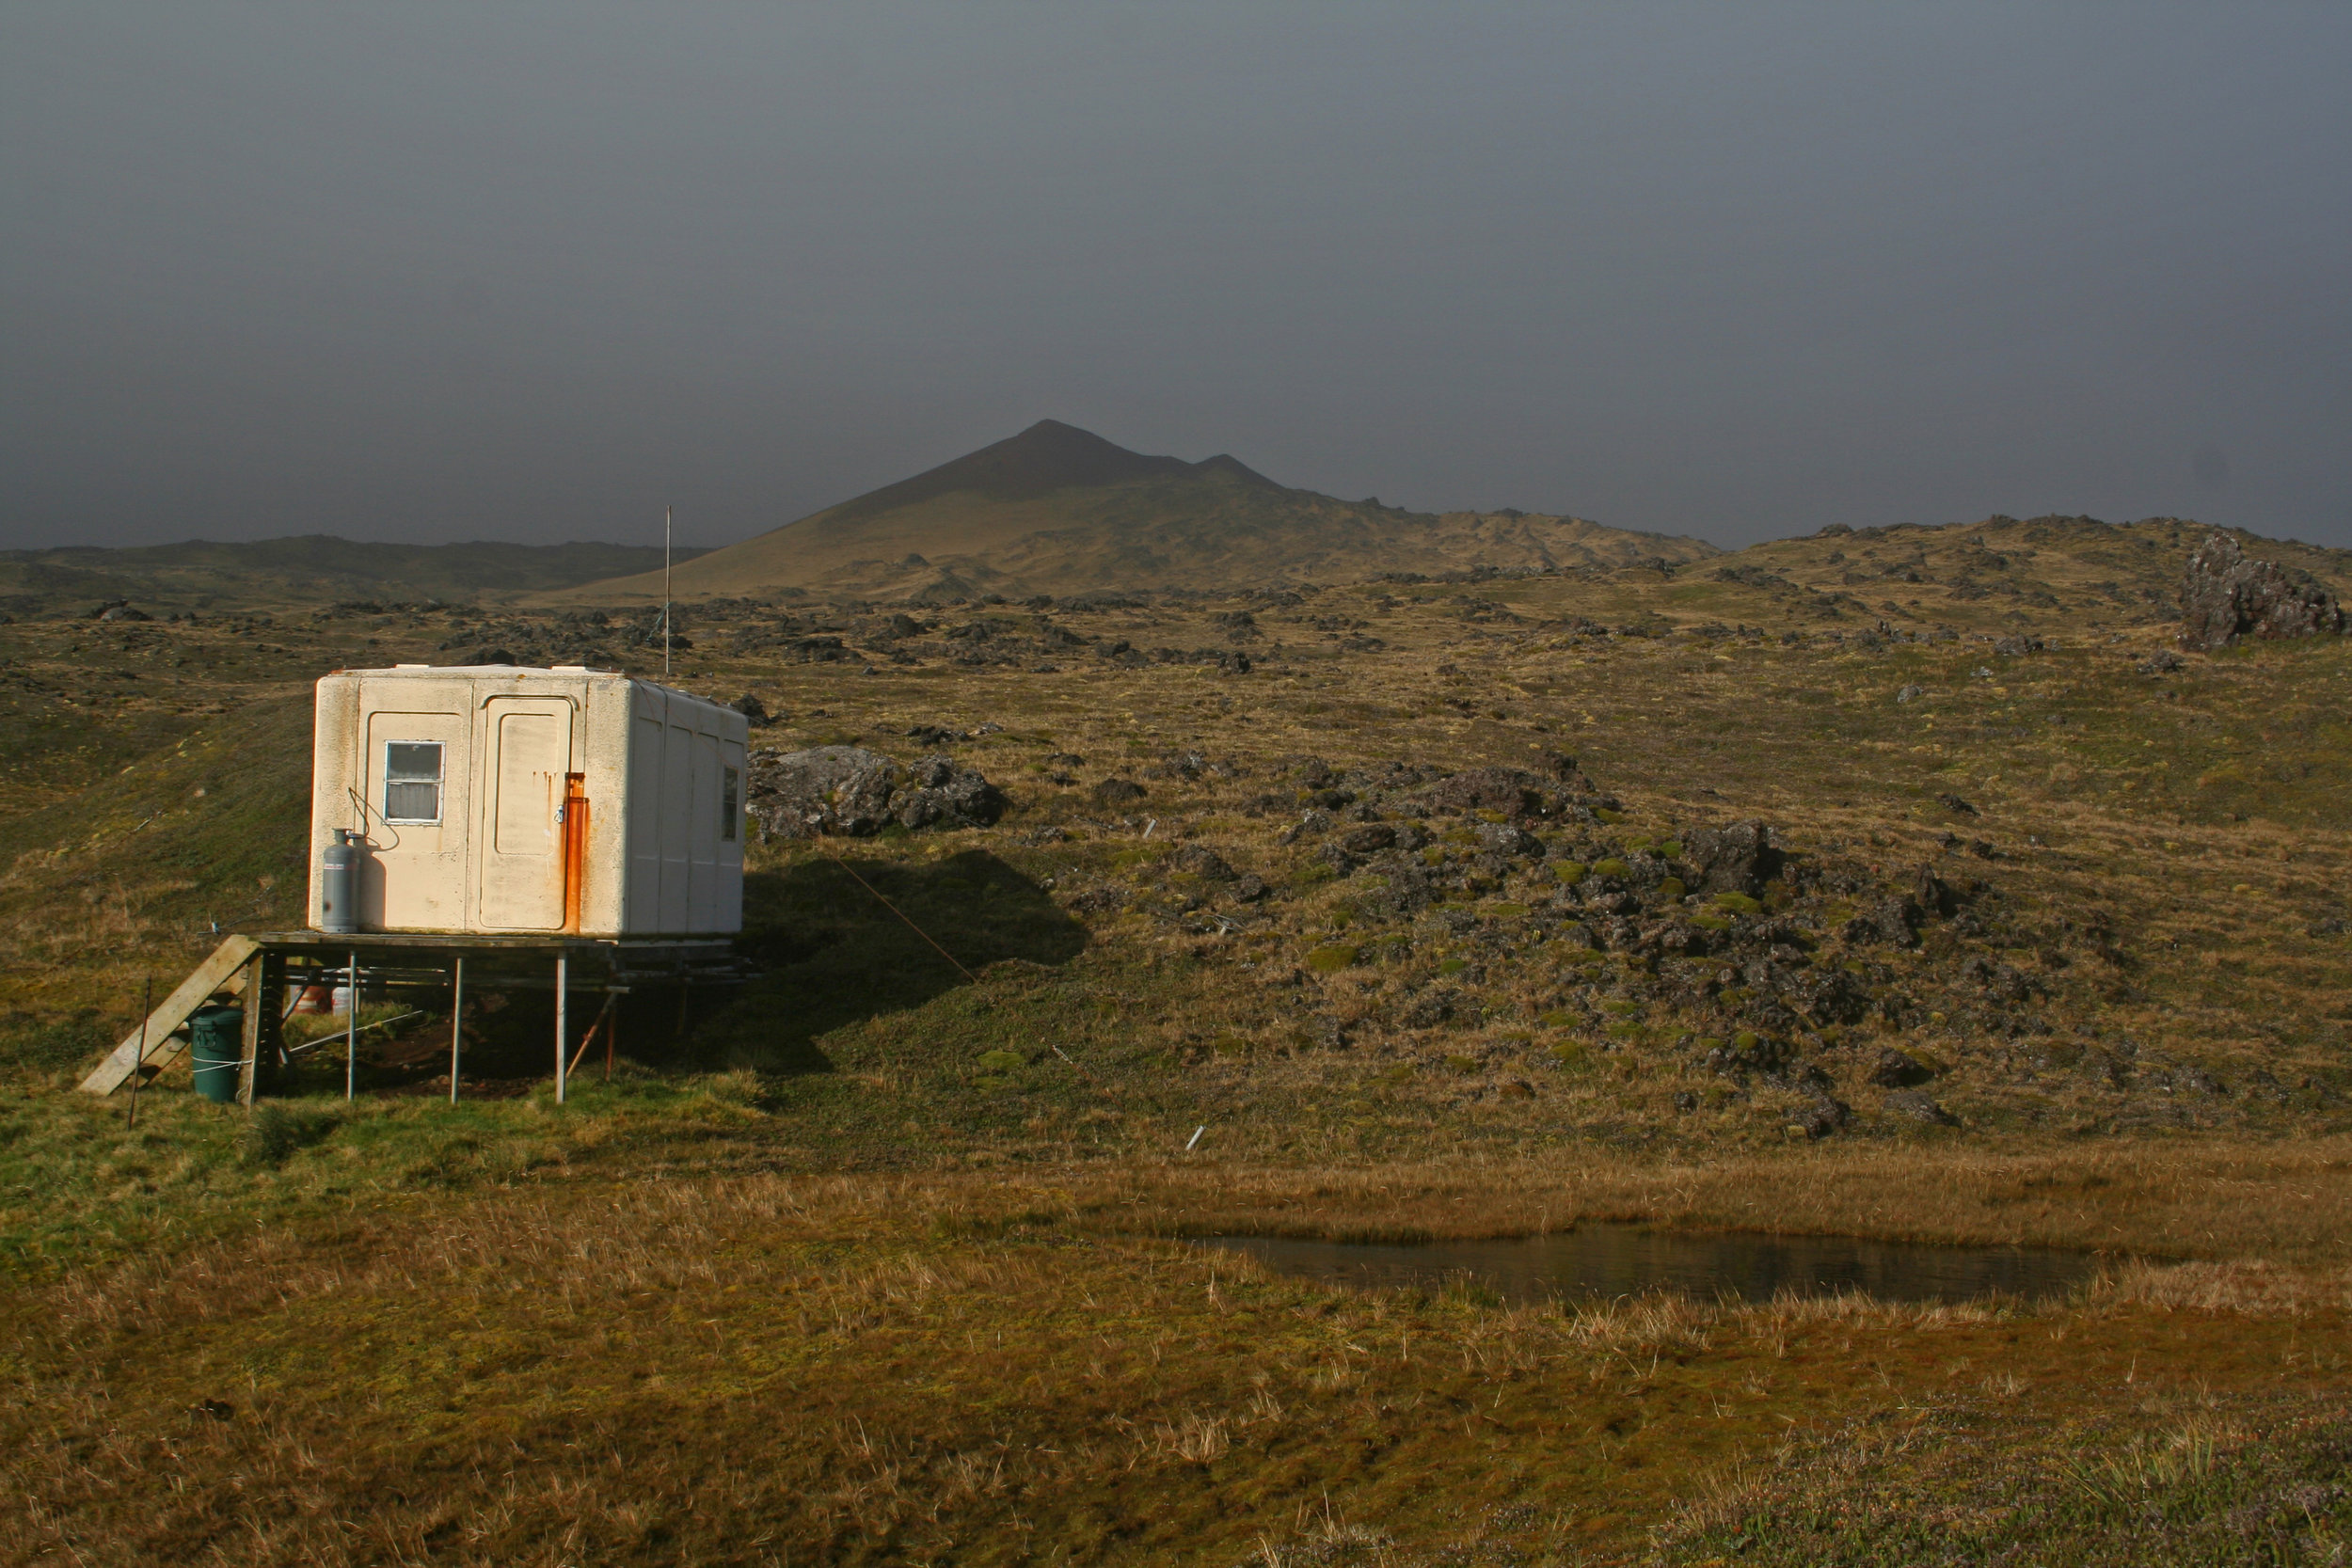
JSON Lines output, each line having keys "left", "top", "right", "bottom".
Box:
{"left": 476, "top": 695, "right": 576, "bottom": 930}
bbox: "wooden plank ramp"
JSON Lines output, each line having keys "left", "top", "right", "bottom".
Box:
{"left": 77, "top": 935, "right": 259, "bottom": 1095}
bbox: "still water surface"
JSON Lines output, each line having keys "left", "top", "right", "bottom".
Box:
{"left": 1201, "top": 1226, "right": 2103, "bottom": 1307}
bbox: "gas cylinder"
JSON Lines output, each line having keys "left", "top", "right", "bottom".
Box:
{"left": 319, "top": 830, "right": 363, "bottom": 933}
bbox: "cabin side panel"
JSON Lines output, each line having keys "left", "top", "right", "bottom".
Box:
{"left": 609, "top": 685, "right": 748, "bottom": 936}
{"left": 307, "top": 674, "right": 363, "bottom": 927}
{"left": 718, "top": 729, "right": 746, "bottom": 930}
{"left": 579, "top": 677, "right": 631, "bottom": 936}
{"left": 659, "top": 699, "right": 694, "bottom": 932}
{"left": 624, "top": 684, "right": 667, "bottom": 935}
{"left": 688, "top": 719, "right": 721, "bottom": 930}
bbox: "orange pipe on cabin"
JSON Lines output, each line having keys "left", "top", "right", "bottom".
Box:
{"left": 562, "top": 772, "right": 589, "bottom": 933}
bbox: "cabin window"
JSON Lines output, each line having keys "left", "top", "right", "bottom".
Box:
{"left": 721, "top": 766, "right": 739, "bottom": 843}
{"left": 383, "top": 741, "right": 444, "bottom": 824}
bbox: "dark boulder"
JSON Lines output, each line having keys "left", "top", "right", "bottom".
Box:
{"left": 745, "top": 746, "right": 899, "bottom": 837}
{"left": 1339, "top": 824, "right": 1397, "bottom": 855}
{"left": 1172, "top": 845, "right": 1238, "bottom": 881}
{"left": 1313, "top": 842, "right": 1361, "bottom": 876}
{"left": 1636, "top": 920, "right": 1708, "bottom": 958}
{"left": 2180, "top": 532, "right": 2345, "bottom": 651}
{"left": 1788, "top": 968, "right": 1872, "bottom": 1026}
{"left": 1705, "top": 1032, "right": 1793, "bottom": 1078}
{"left": 894, "top": 754, "right": 1008, "bottom": 832}
{"left": 1679, "top": 820, "right": 1784, "bottom": 896}
{"left": 1476, "top": 823, "right": 1545, "bottom": 858}
{"left": 1064, "top": 884, "right": 1128, "bottom": 915}
{"left": 1090, "top": 778, "right": 1147, "bottom": 808}
{"left": 1275, "top": 810, "right": 1333, "bottom": 845}
{"left": 1360, "top": 862, "right": 1436, "bottom": 918}
{"left": 1788, "top": 1096, "right": 1850, "bottom": 1140}
{"left": 1414, "top": 766, "right": 1554, "bottom": 819}
{"left": 1842, "top": 895, "right": 1922, "bottom": 947}
{"left": 1913, "top": 865, "right": 1959, "bottom": 919}
{"left": 745, "top": 746, "right": 1004, "bottom": 838}
{"left": 1868, "top": 1047, "right": 1934, "bottom": 1087}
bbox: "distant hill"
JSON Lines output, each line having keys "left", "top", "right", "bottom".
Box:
{"left": 555, "top": 420, "right": 1717, "bottom": 604}
{"left": 0, "top": 537, "right": 708, "bottom": 615}
{"left": 1703, "top": 514, "right": 2352, "bottom": 626}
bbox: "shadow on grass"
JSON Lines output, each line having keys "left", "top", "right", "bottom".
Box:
{"left": 707, "top": 848, "right": 1089, "bottom": 1074}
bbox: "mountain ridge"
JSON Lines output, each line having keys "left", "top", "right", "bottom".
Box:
{"left": 555, "top": 420, "right": 1716, "bottom": 604}
{"left": 824, "top": 420, "right": 1275, "bottom": 524}
{"left": 0, "top": 536, "right": 707, "bottom": 613}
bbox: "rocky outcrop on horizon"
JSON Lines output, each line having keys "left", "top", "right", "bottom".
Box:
{"left": 2181, "top": 532, "right": 2345, "bottom": 650}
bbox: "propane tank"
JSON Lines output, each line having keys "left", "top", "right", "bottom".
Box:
{"left": 318, "top": 829, "right": 363, "bottom": 933}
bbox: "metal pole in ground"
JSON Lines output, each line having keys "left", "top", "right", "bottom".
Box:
{"left": 127, "top": 974, "right": 151, "bottom": 1128}
{"left": 345, "top": 950, "right": 358, "bottom": 1101}
{"left": 555, "top": 954, "right": 568, "bottom": 1104}
{"left": 606, "top": 986, "right": 619, "bottom": 1082}
{"left": 236, "top": 953, "right": 263, "bottom": 1109}
{"left": 449, "top": 955, "right": 465, "bottom": 1104}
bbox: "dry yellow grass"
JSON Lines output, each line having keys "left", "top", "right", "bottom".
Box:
{"left": 8, "top": 1156, "right": 2345, "bottom": 1564}
{"left": 5, "top": 517, "right": 2352, "bottom": 1561}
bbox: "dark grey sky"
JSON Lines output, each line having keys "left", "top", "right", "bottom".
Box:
{"left": 6, "top": 5, "right": 2347, "bottom": 551}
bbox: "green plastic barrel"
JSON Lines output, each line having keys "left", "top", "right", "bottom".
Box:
{"left": 188, "top": 1005, "right": 245, "bottom": 1103}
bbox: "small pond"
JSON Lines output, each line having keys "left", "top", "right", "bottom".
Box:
{"left": 1200, "top": 1226, "right": 2104, "bottom": 1307}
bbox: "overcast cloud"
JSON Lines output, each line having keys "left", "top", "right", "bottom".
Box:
{"left": 4, "top": 4, "right": 2347, "bottom": 550}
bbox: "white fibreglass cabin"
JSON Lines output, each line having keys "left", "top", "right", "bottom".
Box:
{"left": 307, "top": 666, "right": 748, "bottom": 937}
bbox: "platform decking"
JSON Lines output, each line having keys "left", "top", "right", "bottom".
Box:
{"left": 78, "top": 928, "right": 751, "bottom": 1101}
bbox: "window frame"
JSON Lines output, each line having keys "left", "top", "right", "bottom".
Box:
{"left": 381, "top": 739, "right": 446, "bottom": 826}
{"left": 720, "top": 765, "right": 740, "bottom": 843}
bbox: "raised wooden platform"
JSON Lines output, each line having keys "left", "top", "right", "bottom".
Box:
{"left": 250, "top": 929, "right": 744, "bottom": 986}
{"left": 78, "top": 929, "right": 753, "bottom": 1101}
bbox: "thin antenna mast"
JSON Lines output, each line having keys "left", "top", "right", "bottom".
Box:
{"left": 662, "top": 505, "right": 674, "bottom": 678}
